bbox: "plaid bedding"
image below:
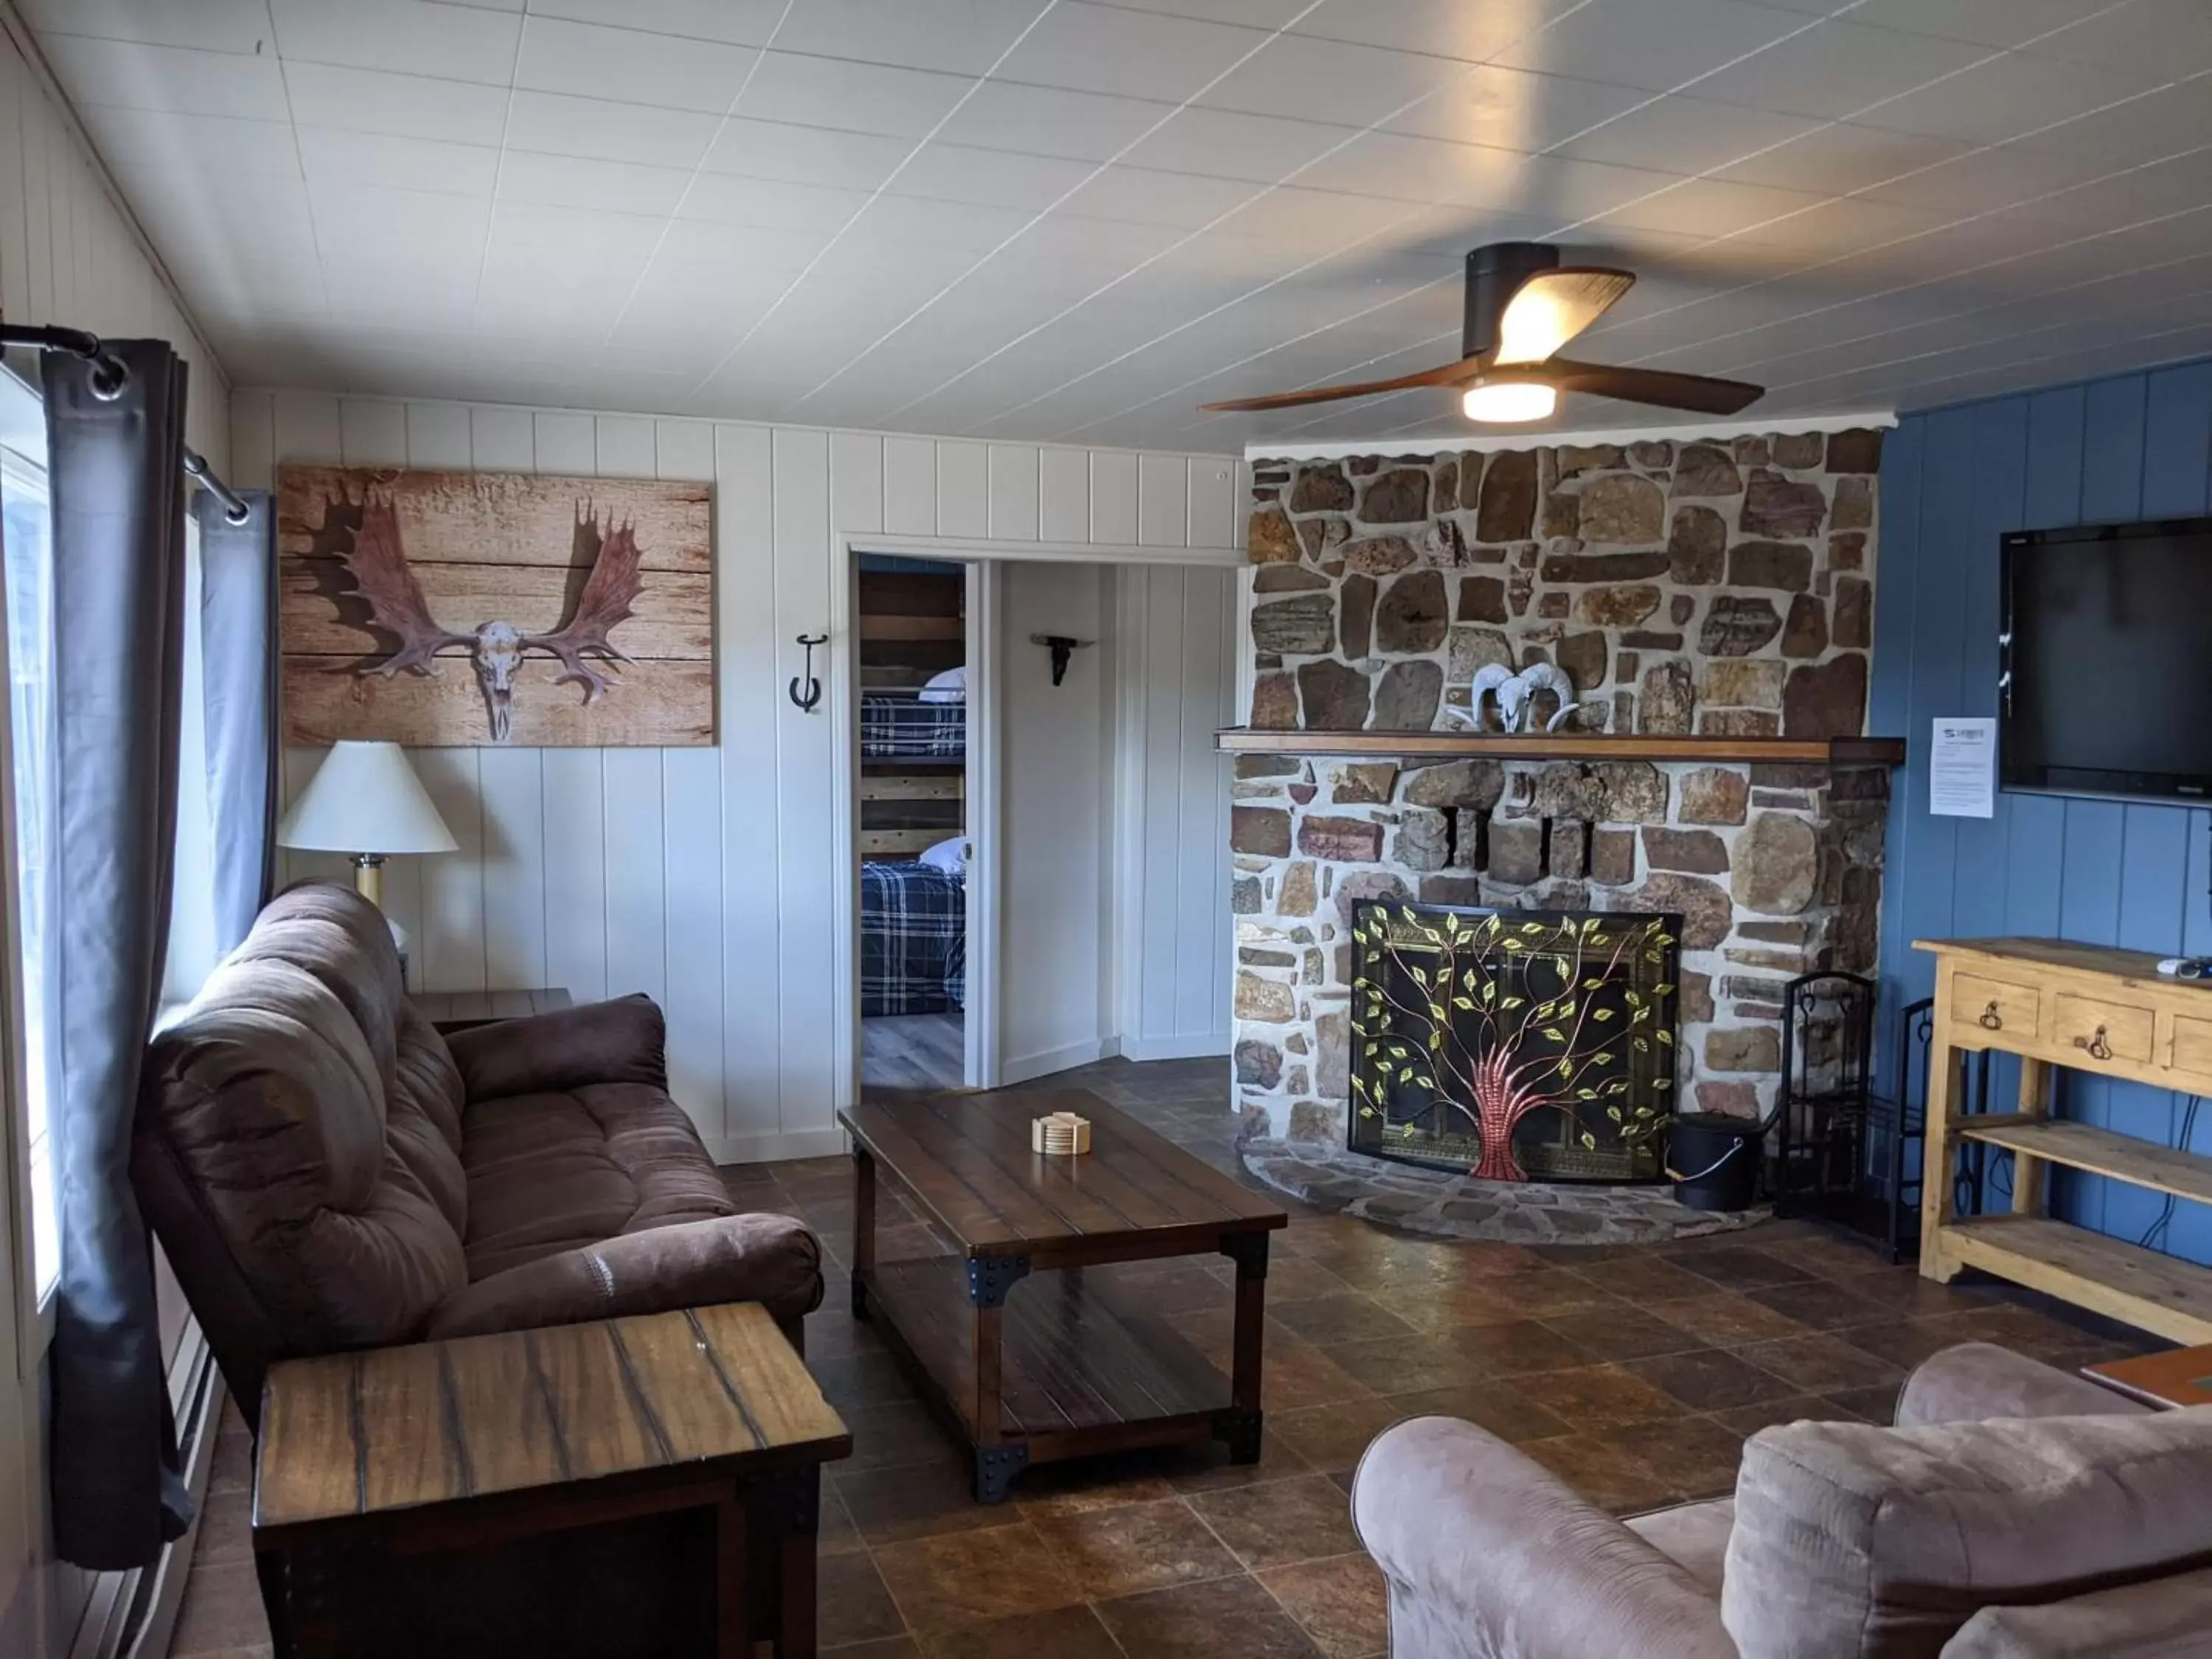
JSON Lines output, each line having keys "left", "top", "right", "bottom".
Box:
{"left": 860, "top": 860, "right": 966, "bottom": 1016}
{"left": 860, "top": 693, "right": 965, "bottom": 759}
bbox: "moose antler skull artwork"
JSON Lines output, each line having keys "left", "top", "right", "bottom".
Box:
{"left": 305, "top": 487, "right": 644, "bottom": 742}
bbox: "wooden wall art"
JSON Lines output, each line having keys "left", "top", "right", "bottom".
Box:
{"left": 277, "top": 465, "right": 713, "bottom": 746}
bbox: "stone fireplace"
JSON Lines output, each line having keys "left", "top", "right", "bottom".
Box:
{"left": 1231, "top": 429, "right": 1891, "bottom": 1151}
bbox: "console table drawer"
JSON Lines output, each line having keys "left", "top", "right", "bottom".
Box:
{"left": 1952, "top": 973, "right": 2040, "bottom": 1039}
{"left": 2174, "top": 1015, "right": 2212, "bottom": 1085}
{"left": 2052, "top": 994, "right": 2154, "bottom": 1065}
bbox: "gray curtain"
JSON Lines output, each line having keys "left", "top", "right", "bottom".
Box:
{"left": 45, "top": 340, "right": 194, "bottom": 1570}
{"left": 195, "top": 488, "right": 276, "bottom": 956}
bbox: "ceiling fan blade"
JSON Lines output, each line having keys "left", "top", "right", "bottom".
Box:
{"left": 1543, "top": 358, "right": 1763, "bottom": 416}
{"left": 1200, "top": 355, "right": 1485, "bottom": 413}
{"left": 1492, "top": 267, "right": 1635, "bottom": 366}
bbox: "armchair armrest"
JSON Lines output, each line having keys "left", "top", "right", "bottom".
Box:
{"left": 442, "top": 992, "right": 667, "bottom": 1102}
{"left": 425, "top": 1214, "right": 824, "bottom": 1340}
{"left": 1352, "top": 1416, "right": 1737, "bottom": 1659}
{"left": 1894, "top": 1342, "right": 2152, "bottom": 1427}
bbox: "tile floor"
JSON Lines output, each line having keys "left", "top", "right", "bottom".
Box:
{"left": 167, "top": 1056, "right": 2153, "bottom": 1659}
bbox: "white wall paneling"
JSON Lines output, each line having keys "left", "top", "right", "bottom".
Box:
{"left": 242, "top": 389, "right": 1243, "bottom": 1161}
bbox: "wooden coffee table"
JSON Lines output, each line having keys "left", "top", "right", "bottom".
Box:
{"left": 253, "top": 1303, "right": 849, "bottom": 1658}
{"left": 2084, "top": 1345, "right": 2212, "bottom": 1408}
{"left": 839, "top": 1087, "right": 1287, "bottom": 1502}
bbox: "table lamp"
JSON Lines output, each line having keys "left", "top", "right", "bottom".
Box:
{"left": 276, "top": 740, "right": 457, "bottom": 953}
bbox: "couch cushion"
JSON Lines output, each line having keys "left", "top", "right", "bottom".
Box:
{"left": 461, "top": 1082, "right": 737, "bottom": 1280}
{"left": 1722, "top": 1406, "right": 2212, "bottom": 1659}
{"left": 1942, "top": 1565, "right": 2212, "bottom": 1658}
{"left": 1629, "top": 1498, "right": 1735, "bottom": 1597}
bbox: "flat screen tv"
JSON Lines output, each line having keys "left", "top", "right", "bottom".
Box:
{"left": 2000, "top": 516, "right": 2212, "bottom": 804}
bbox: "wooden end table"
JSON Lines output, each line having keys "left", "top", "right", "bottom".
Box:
{"left": 2083, "top": 1345, "right": 2212, "bottom": 1409}
{"left": 252, "top": 1302, "right": 849, "bottom": 1659}
{"left": 839, "top": 1087, "right": 1288, "bottom": 1503}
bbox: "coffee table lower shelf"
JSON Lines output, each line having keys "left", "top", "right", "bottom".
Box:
{"left": 855, "top": 1257, "right": 1247, "bottom": 1500}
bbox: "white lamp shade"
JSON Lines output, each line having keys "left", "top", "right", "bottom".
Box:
{"left": 277, "top": 740, "right": 458, "bottom": 856}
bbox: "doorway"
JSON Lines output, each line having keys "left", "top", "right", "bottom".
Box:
{"left": 854, "top": 554, "right": 971, "bottom": 1089}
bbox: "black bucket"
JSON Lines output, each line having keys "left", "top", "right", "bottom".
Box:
{"left": 1669, "top": 1113, "right": 1763, "bottom": 1211}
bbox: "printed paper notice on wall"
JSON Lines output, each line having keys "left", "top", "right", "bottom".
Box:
{"left": 1930, "top": 717, "right": 1997, "bottom": 818}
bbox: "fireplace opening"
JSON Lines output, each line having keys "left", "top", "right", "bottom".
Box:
{"left": 1347, "top": 902, "right": 1681, "bottom": 1183}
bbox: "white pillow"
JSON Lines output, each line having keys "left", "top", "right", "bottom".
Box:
{"left": 918, "top": 666, "right": 965, "bottom": 703}
{"left": 919, "top": 837, "right": 966, "bottom": 877}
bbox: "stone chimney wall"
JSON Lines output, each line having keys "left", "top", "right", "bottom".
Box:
{"left": 1232, "top": 430, "right": 1888, "bottom": 1147}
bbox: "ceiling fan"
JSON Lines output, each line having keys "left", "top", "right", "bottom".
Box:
{"left": 1201, "top": 242, "right": 1762, "bottom": 424}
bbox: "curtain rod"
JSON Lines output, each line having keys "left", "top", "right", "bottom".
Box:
{"left": 0, "top": 321, "right": 251, "bottom": 525}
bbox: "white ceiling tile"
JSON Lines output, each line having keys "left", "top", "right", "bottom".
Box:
{"left": 1709, "top": 122, "right": 1973, "bottom": 195}
{"left": 1851, "top": 142, "right": 2115, "bottom": 218}
{"left": 677, "top": 175, "right": 874, "bottom": 232}
{"left": 499, "top": 151, "right": 694, "bottom": 215}
{"left": 1590, "top": 175, "right": 1832, "bottom": 241}
{"left": 770, "top": 1, "right": 1049, "bottom": 76}
{"left": 2005, "top": 82, "right": 2212, "bottom": 167}
{"left": 1055, "top": 166, "right": 1265, "bottom": 229}
{"left": 1382, "top": 66, "right": 1652, "bottom": 152}
{"left": 881, "top": 142, "right": 1095, "bottom": 210}
{"left": 842, "top": 194, "right": 1034, "bottom": 251}
{"left": 504, "top": 91, "right": 722, "bottom": 167}
{"left": 1073, "top": 0, "right": 1310, "bottom": 27}
{"left": 268, "top": 1, "right": 521, "bottom": 85}
{"left": 1287, "top": 129, "right": 1533, "bottom": 209}
{"left": 1290, "top": 0, "right": 1587, "bottom": 62}
{"left": 282, "top": 62, "right": 512, "bottom": 145}
{"left": 1211, "top": 186, "right": 1427, "bottom": 252}
{"left": 1855, "top": 52, "right": 2166, "bottom": 147}
{"left": 737, "top": 53, "right": 975, "bottom": 138}
{"left": 41, "top": 33, "right": 291, "bottom": 119}
{"left": 78, "top": 106, "right": 301, "bottom": 183}
{"left": 524, "top": 0, "right": 785, "bottom": 47}
{"left": 1196, "top": 34, "right": 1473, "bottom": 127}
{"left": 699, "top": 120, "right": 915, "bottom": 190}
{"left": 1551, "top": 95, "right": 1823, "bottom": 174}
{"left": 21, "top": 0, "right": 273, "bottom": 53}
{"left": 1692, "top": 21, "right": 1993, "bottom": 119}
{"left": 514, "top": 18, "right": 759, "bottom": 114}
{"left": 2029, "top": 0, "right": 2212, "bottom": 76}
{"left": 1838, "top": 0, "right": 2125, "bottom": 49}
{"left": 1492, "top": 0, "right": 1818, "bottom": 95}
{"left": 931, "top": 81, "right": 1175, "bottom": 162}
{"left": 990, "top": 2, "right": 1270, "bottom": 102}
{"left": 1119, "top": 107, "right": 1360, "bottom": 184}
{"left": 295, "top": 128, "right": 499, "bottom": 196}
{"left": 308, "top": 185, "right": 492, "bottom": 264}
{"left": 653, "top": 217, "right": 838, "bottom": 273}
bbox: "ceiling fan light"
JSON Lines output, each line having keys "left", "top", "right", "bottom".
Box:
{"left": 1461, "top": 380, "right": 1557, "bottom": 422}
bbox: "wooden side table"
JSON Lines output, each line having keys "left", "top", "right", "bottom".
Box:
{"left": 412, "top": 986, "right": 573, "bottom": 1034}
{"left": 252, "top": 1303, "right": 849, "bottom": 1659}
{"left": 2083, "top": 1346, "right": 2212, "bottom": 1409}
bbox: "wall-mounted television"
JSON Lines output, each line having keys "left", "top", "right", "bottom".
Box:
{"left": 2000, "top": 516, "right": 2212, "bottom": 804}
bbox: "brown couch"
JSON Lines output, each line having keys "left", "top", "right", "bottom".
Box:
{"left": 134, "top": 883, "right": 822, "bottom": 1427}
{"left": 1354, "top": 1341, "right": 2212, "bottom": 1658}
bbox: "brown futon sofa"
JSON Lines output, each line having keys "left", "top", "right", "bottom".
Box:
{"left": 134, "top": 883, "right": 821, "bottom": 1427}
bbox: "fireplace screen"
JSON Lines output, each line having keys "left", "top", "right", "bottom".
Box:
{"left": 1348, "top": 902, "right": 1680, "bottom": 1182}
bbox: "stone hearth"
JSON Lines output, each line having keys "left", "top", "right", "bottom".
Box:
{"left": 1242, "top": 1137, "right": 1762, "bottom": 1245}
{"left": 1233, "top": 430, "right": 1888, "bottom": 1152}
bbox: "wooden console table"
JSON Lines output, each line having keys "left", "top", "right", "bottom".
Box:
{"left": 1916, "top": 937, "right": 2212, "bottom": 1343}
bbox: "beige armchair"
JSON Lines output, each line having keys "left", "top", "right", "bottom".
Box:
{"left": 1352, "top": 1342, "right": 2212, "bottom": 1658}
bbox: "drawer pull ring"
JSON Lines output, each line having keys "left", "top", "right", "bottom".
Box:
{"left": 2074, "top": 1025, "right": 2114, "bottom": 1061}
{"left": 1978, "top": 1001, "right": 2003, "bottom": 1030}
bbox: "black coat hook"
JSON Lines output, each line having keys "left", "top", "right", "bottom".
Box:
{"left": 790, "top": 633, "right": 828, "bottom": 712}
{"left": 1029, "top": 633, "right": 1096, "bottom": 686}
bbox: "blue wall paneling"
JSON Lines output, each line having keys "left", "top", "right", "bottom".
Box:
{"left": 1875, "top": 357, "right": 2212, "bottom": 1264}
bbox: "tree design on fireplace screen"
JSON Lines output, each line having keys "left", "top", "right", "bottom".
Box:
{"left": 1349, "top": 903, "right": 1680, "bottom": 1183}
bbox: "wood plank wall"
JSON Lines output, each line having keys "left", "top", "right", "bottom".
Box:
{"left": 232, "top": 389, "right": 1244, "bottom": 1161}
{"left": 1874, "top": 356, "right": 2212, "bottom": 1265}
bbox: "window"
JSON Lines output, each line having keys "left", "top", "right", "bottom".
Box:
{"left": 0, "top": 389, "right": 58, "bottom": 1298}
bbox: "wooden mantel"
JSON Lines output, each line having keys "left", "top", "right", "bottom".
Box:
{"left": 1216, "top": 728, "right": 1907, "bottom": 766}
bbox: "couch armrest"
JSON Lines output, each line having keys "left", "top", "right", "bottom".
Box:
{"left": 1352, "top": 1416, "right": 1737, "bottom": 1659}
{"left": 443, "top": 993, "right": 667, "bottom": 1102}
{"left": 1894, "top": 1342, "right": 2152, "bottom": 1427}
{"left": 425, "top": 1214, "right": 824, "bottom": 1340}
